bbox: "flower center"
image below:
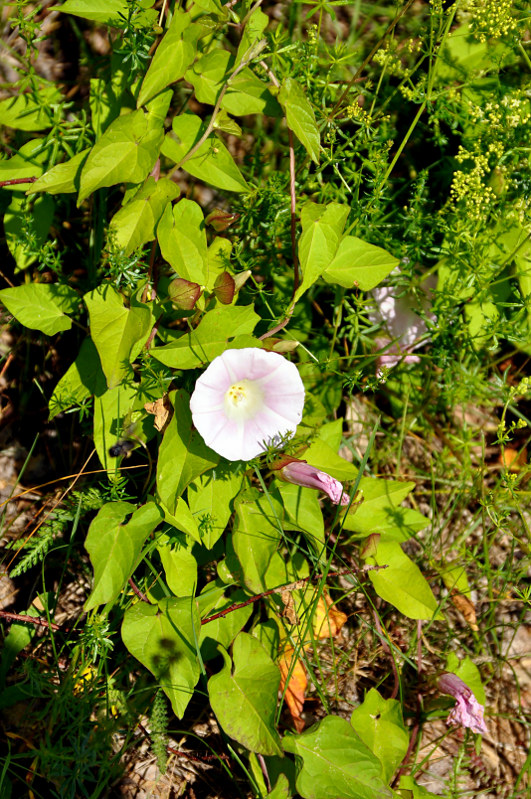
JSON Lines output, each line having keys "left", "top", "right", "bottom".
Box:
{"left": 224, "top": 379, "right": 264, "bottom": 421}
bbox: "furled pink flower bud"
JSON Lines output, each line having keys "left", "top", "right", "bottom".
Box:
{"left": 438, "top": 673, "right": 487, "bottom": 735}
{"left": 276, "top": 459, "right": 350, "bottom": 505}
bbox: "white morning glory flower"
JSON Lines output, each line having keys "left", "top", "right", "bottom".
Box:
{"left": 190, "top": 348, "right": 305, "bottom": 461}
{"left": 371, "top": 273, "right": 436, "bottom": 373}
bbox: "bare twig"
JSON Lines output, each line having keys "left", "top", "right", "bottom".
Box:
{"left": 239, "top": 0, "right": 265, "bottom": 29}
{"left": 257, "top": 754, "right": 271, "bottom": 792}
{"left": 0, "top": 610, "right": 60, "bottom": 631}
{"left": 141, "top": 240, "right": 158, "bottom": 304}
{"left": 257, "top": 60, "right": 301, "bottom": 340}
{"left": 144, "top": 314, "right": 162, "bottom": 351}
{"left": 0, "top": 352, "right": 14, "bottom": 379}
{"left": 202, "top": 566, "right": 387, "bottom": 625}
{"left": 128, "top": 577, "right": 150, "bottom": 603}
{"left": 392, "top": 620, "right": 424, "bottom": 785}
{"left": 373, "top": 610, "right": 400, "bottom": 700}
{"left": 0, "top": 177, "right": 37, "bottom": 187}
{"left": 0, "top": 464, "right": 147, "bottom": 510}
{"left": 288, "top": 127, "right": 300, "bottom": 294}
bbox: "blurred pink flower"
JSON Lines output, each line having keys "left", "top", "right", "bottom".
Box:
{"left": 190, "top": 348, "right": 305, "bottom": 461}
{"left": 371, "top": 275, "right": 436, "bottom": 374}
{"left": 276, "top": 458, "right": 350, "bottom": 505}
{"left": 438, "top": 672, "right": 487, "bottom": 735}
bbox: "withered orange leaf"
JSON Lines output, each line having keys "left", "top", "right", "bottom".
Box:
{"left": 279, "top": 646, "right": 307, "bottom": 733}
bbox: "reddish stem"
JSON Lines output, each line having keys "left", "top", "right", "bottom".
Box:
{"left": 0, "top": 609, "right": 60, "bottom": 631}
{"left": 202, "top": 566, "right": 387, "bottom": 625}
{"left": 128, "top": 577, "right": 149, "bottom": 603}
{"left": 288, "top": 128, "right": 300, "bottom": 294}
{"left": 0, "top": 177, "right": 37, "bottom": 187}
{"left": 373, "top": 610, "right": 400, "bottom": 700}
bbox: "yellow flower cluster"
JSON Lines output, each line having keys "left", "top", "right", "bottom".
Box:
{"left": 450, "top": 148, "right": 498, "bottom": 218}
{"left": 516, "top": 376, "right": 531, "bottom": 397}
{"left": 468, "top": 95, "right": 531, "bottom": 130}
{"left": 399, "top": 75, "right": 427, "bottom": 103}
{"left": 373, "top": 45, "right": 411, "bottom": 78}
{"left": 307, "top": 24, "right": 318, "bottom": 46}
{"left": 346, "top": 103, "right": 372, "bottom": 124}
{"left": 458, "top": 0, "right": 517, "bottom": 42}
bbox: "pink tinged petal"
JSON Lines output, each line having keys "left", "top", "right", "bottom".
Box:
{"left": 374, "top": 337, "right": 421, "bottom": 376}
{"left": 280, "top": 461, "right": 349, "bottom": 505}
{"left": 438, "top": 673, "right": 487, "bottom": 735}
{"left": 190, "top": 348, "right": 305, "bottom": 461}
{"left": 448, "top": 696, "right": 488, "bottom": 735}
{"left": 370, "top": 273, "right": 437, "bottom": 373}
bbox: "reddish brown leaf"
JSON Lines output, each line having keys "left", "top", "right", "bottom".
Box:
{"left": 168, "top": 278, "right": 202, "bottom": 310}
{"left": 213, "top": 272, "right": 235, "bottom": 305}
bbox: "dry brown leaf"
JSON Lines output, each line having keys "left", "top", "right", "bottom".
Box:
{"left": 280, "top": 589, "right": 299, "bottom": 625}
{"left": 312, "top": 593, "right": 348, "bottom": 639}
{"left": 278, "top": 591, "right": 347, "bottom": 731}
{"left": 144, "top": 396, "right": 172, "bottom": 433}
{"left": 450, "top": 590, "right": 479, "bottom": 631}
{"left": 279, "top": 646, "right": 307, "bottom": 733}
{"left": 500, "top": 447, "right": 527, "bottom": 472}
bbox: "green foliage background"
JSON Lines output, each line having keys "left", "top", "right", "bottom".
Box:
{"left": 0, "top": 0, "right": 529, "bottom": 797}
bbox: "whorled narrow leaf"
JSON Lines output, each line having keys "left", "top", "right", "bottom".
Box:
{"left": 5, "top": 194, "right": 55, "bottom": 271}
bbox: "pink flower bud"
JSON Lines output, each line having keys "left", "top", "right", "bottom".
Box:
{"left": 276, "top": 459, "right": 350, "bottom": 505}
{"left": 438, "top": 673, "right": 487, "bottom": 735}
